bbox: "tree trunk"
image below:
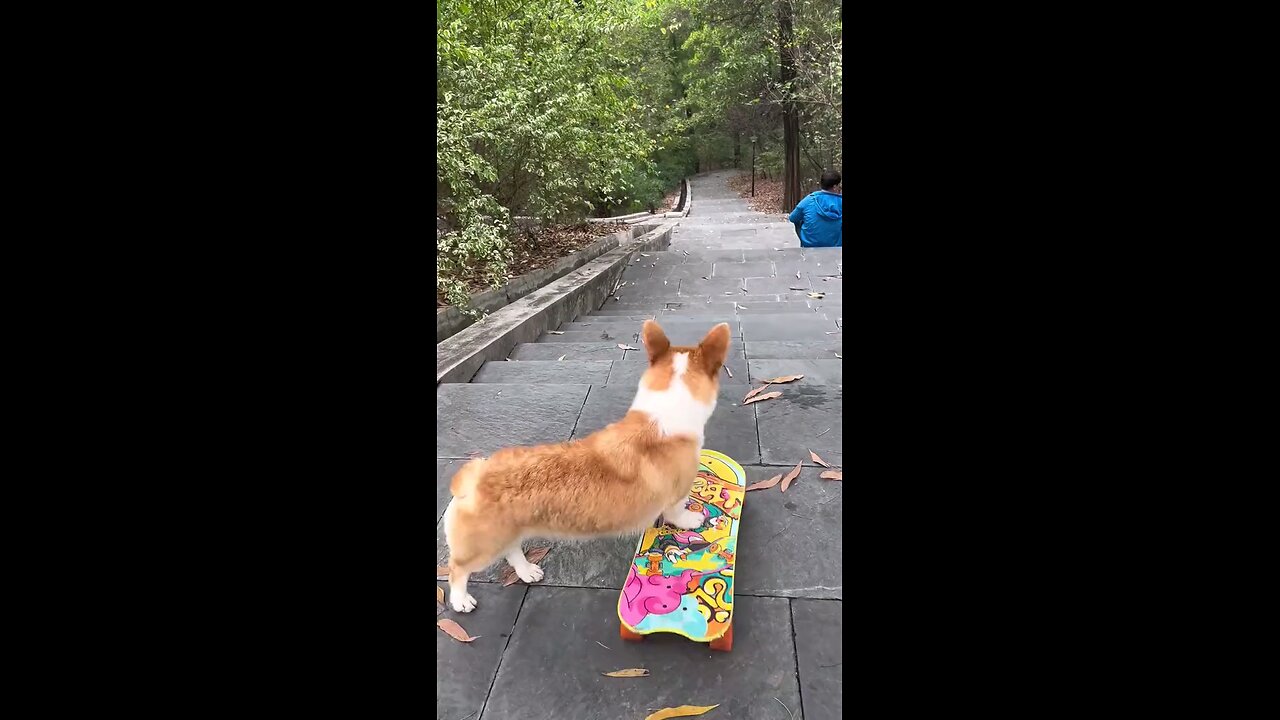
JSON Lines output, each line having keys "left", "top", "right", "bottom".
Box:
{"left": 777, "top": 0, "right": 802, "bottom": 210}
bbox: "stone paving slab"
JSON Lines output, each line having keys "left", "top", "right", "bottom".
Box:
{"left": 472, "top": 359, "right": 613, "bottom": 385}
{"left": 740, "top": 314, "right": 840, "bottom": 341}
{"left": 793, "top": 598, "right": 844, "bottom": 720}
{"left": 509, "top": 342, "right": 625, "bottom": 361}
{"left": 713, "top": 261, "right": 776, "bottom": 278}
{"left": 744, "top": 276, "right": 817, "bottom": 294}
{"left": 436, "top": 383, "right": 591, "bottom": 457}
{"left": 571, "top": 383, "right": 761, "bottom": 464}
{"left": 479, "top": 587, "right": 803, "bottom": 720}
{"left": 737, "top": 466, "right": 843, "bottom": 599}
{"left": 435, "top": 583, "right": 528, "bottom": 720}
{"left": 742, "top": 340, "right": 843, "bottom": 359}
{"left": 659, "top": 304, "right": 820, "bottom": 317}
{"left": 754, "top": 384, "right": 843, "bottom": 466}
{"left": 747, "top": 358, "right": 844, "bottom": 385}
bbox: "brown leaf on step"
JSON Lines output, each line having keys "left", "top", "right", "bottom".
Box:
{"left": 835, "top": 353, "right": 842, "bottom": 359}
{"left": 722, "top": 365, "right": 733, "bottom": 378}
{"left": 645, "top": 705, "right": 720, "bottom": 720}
{"left": 742, "top": 391, "right": 782, "bottom": 405}
{"left": 526, "top": 546, "right": 551, "bottom": 563}
{"left": 820, "top": 470, "right": 843, "bottom": 480}
{"left": 796, "top": 271, "right": 801, "bottom": 279}
{"left": 745, "top": 473, "right": 783, "bottom": 491}
{"left": 807, "top": 292, "right": 826, "bottom": 299}
{"left": 781, "top": 462, "right": 803, "bottom": 492}
{"left": 436, "top": 586, "right": 446, "bottom": 606}
{"left": 548, "top": 331, "right": 565, "bottom": 334}
{"left": 436, "top": 565, "right": 449, "bottom": 579}
{"left": 765, "top": 374, "right": 805, "bottom": 384}
{"left": 437, "top": 618, "right": 480, "bottom": 643}
{"left": 557, "top": 355, "right": 567, "bottom": 361}
{"left": 809, "top": 450, "right": 833, "bottom": 468}
{"left": 602, "top": 668, "right": 651, "bottom": 677}
{"left": 617, "top": 344, "right": 640, "bottom": 350}
{"left": 743, "top": 384, "right": 772, "bottom": 402}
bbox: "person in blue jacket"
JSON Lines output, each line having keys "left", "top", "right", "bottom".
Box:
{"left": 787, "top": 170, "right": 842, "bottom": 247}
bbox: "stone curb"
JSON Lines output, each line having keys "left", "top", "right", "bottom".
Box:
{"left": 436, "top": 223, "right": 674, "bottom": 385}
{"left": 436, "top": 225, "right": 638, "bottom": 343}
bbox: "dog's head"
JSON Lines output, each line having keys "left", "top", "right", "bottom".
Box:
{"left": 630, "top": 320, "right": 731, "bottom": 434}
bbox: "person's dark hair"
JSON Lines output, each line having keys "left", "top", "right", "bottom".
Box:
{"left": 820, "top": 170, "right": 841, "bottom": 190}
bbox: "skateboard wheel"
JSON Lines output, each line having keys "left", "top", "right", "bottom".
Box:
{"left": 710, "top": 624, "right": 733, "bottom": 652}
{"left": 620, "top": 625, "right": 644, "bottom": 643}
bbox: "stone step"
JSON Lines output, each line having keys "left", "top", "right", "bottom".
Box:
{"left": 558, "top": 317, "right": 739, "bottom": 334}
{"left": 471, "top": 359, "right": 613, "bottom": 385}
{"left": 747, "top": 358, "right": 843, "bottom": 385}
{"left": 741, "top": 340, "right": 843, "bottom": 359}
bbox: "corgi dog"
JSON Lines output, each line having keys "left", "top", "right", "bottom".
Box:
{"left": 443, "top": 320, "right": 731, "bottom": 613}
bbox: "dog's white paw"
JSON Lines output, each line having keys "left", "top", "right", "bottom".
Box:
{"left": 516, "top": 564, "right": 544, "bottom": 583}
{"left": 668, "top": 508, "right": 705, "bottom": 530}
{"left": 450, "top": 592, "right": 477, "bottom": 613}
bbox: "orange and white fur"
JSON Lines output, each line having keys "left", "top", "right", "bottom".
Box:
{"left": 443, "top": 320, "right": 731, "bottom": 612}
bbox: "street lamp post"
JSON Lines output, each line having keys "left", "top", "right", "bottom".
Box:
{"left": 750, "top": 135, "right": 758, "bottom": 197}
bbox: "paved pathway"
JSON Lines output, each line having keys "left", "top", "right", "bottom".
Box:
{"left": 436, "top": 170, "right": 842, "bottom": 720}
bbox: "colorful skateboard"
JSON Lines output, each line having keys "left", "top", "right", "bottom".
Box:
{"left": 617, "top": 449, "right": 746, "bottom": 652}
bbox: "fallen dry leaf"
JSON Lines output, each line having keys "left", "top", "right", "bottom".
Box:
{"left": 789, "top": 286, "right": 808, "bottom": 290}
{"left": 437, "top": 618, "right": 480, "bottom": 643}
{"left": 765, "top": 374, "right": 804, "bottom": 384}
{"left": 745, "top": 474, "right": 783, "bottom": 492}
{"left": 436, "top": 586, "right": 446, "bottom": 606}
{"left": 809, "top": 450, "right": 833, "bottom": 468}
{"left": 807, "top": 292, "right": 825, "bottom": 299}
{"left": 796, "top": 271, "right": 801, "bottom": 278}
{"left": 602, "top": 668, "right": 651, "bottom": 677}
{"left": 781, "top": 462, "right": 803, "bottom": 492}
{"left": 645, "top": 705, "right": 720, "bottom": 720}
{"left": 436, "top": 565, "right": 449, "bottom": 579}
{"left": 820, "top": 470, "right": 843, "bottom": 480}
{"left": 617, "top": 344, "right": 640, "bottom": 351}
{"left": 722, "top": 365, "right": 733, "bottom": 378}
{"left": 742, "top": 391, "right": 782, "bottom": 405}
{"left": 835, "top": 353, "right": 842, "bottom": 359}
{"left": 743, "top": 384, "right": 772, "bottom": 402}
{"left": 738, "top": 305, "right": 747, "bottom": 309}
{"left": 825, "top": 331, "right": 839, "bottom": 335}
{"left": 548, "top": 331, "right": 565, "bottom": 335}
{"left": 557, "top": 354, "right": 567, "bottom": 361}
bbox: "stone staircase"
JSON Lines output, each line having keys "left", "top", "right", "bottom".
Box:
{"left": 435, "top": 169, "right": 842, "bottom": 720}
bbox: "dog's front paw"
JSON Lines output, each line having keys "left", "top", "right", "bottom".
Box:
{"left": 450, "top": 592, "right": 477, "bottom": 613}
{"left": 516, "top": 564, "right": 544, "bottom": 583}
{"left": 668, "top": 508, "right": 705, "bottom": 530}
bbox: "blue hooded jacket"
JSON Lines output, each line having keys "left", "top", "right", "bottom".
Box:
{"left": 787, "top": 190, "right": 842, "bottom": 247}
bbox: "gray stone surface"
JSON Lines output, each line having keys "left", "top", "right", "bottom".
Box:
{"left": 744, "top": 340, "right": 843, "bottom": 358}
{"left": 743, "top": 275, "right": 818, "bottom": 294}
{"left": 713, "top": 261, "right": 775, "bottom": 278}
{"left": 741, "top": 314, "right": 840, "bottom": 340}
{"left": 480, "top": 587, "right": 802, "bottom": 720}
{"left": 436, "top": 384, "right": 590, "bottom": 457}
{"left": 616, "top": 347, "right": 749, "bottom": 386}
{"left": 434, "top": 530, "right": 639, "bottom": 589}
{"left": 747, "top": 358, "right": 844, "bottom": 384}
{"left": 793, "top": 598, "right": 844, "bottom": 720}
{"left": 606, "top": 358, "right": 748, "bottom": 386}
{"left": 737, "top": 465, "right": 842, "bottom": 599}
{"left": 555, "top": 318, "right": 742, "bottom": 339}
{"left": 435, "top": 583, "right": 528, "bottom": 720}
{"left": 509, "top": 342, "right": 624, "bottom": 361}
{"left": 571, "top": 383, "right": 761, "bottom": 464}
{"left": 472, "top": 359, "right": 613, "bottom": 385}
{"left": 754, "top": 384, "right": 843, "bottom": 466}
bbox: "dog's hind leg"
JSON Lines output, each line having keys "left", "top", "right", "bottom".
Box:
{"left": 504, "top": 543, "right": 545, "bottom": 584}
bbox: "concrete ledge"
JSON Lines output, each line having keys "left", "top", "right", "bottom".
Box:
{"left": 436, "top": 226, "right": 638, "bottom": 343}
{"left": 437, "top": 223, "right": 673, "bottom": 385}
{"left": 660, "top": 177, "right": 693, "bottom": 218}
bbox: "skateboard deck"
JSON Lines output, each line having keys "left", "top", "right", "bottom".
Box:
{"left": 617, "top": 449, "right": 746, "bottom": 652}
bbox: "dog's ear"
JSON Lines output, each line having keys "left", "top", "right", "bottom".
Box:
{"left": 642, "top": 320, "right": 670, "bottom": 364}
{"left": 697, "top": 323, "right": 732, "bottom": 374}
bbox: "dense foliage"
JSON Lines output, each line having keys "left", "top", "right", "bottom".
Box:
{"left": 437, "top": 0, "right": 841, "bottom": 312}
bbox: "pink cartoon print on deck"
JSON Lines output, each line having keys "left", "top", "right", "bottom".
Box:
{"left": 620, "top": 568, "right": 698, "bottom": 627}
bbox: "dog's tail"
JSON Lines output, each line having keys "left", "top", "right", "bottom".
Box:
{"left": 450, "top": 458, "right": 485, "bottom": 498}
